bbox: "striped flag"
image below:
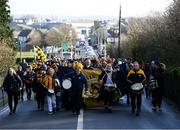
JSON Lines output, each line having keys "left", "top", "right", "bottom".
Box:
{"left": 34, "top": 46, "right": 47, "bottom": 62}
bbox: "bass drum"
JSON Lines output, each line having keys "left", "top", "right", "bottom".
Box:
{"left": 131, "top": 83, "right": 144, "bottom": 93}
{"left": 62, "top": 79, "right": 72, "bottom": 90}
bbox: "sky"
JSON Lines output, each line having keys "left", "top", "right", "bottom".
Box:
{"left": 8, "top": 0, "right": 173, "bottom": 18}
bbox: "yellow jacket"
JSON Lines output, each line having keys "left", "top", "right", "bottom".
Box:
{"left": 43, "top": 75, "right": 54, "bottom": 89}
{"left": 127, "top": 69, "right": 146, "bottom": 84}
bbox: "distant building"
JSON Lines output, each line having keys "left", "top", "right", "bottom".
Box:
{"left": 18, "top": 29, "right": 32, "bottom": 51}
{"left": 71, "top": 22, "right": 94, "bottom": 40}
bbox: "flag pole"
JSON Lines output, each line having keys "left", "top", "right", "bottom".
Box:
{"left": 33, "top": 45, "right": 36, "bottom": 61}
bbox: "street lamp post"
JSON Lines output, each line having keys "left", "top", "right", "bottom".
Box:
{"left": 118, "top": 4, "right": 122, "bottom": 57}
{"left": 19, "top": 41, "right": 22, "bottom": 63}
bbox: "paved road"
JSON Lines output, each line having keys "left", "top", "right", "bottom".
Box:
{"left": 0, "top": 95, "right": 180, "bottom": 129}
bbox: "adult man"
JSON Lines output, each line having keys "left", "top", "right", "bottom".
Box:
{"left": 127, "top": 61, "right": 146, "bottom": 116}
{"left": 64, "top": 63, "right": 88, "bottom": 115}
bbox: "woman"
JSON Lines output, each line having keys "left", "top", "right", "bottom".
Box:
{"left": 98, "top": 63, "right": 116, "bottom": 113}
{"left": 2, "top": 68, "right": 22, "bottom": 115}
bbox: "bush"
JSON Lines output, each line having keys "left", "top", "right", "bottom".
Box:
{"left": 166, "top": 67, "right": 180, "bottom": 78}
{"left": 0, "top": 41, "right": 16, "bottom": 86}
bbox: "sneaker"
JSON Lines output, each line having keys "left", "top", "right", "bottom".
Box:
{"left": 105, "top": 106, "right": 108, "bottom": 112}
{"left": 37, "top": 107, "right": 41, "bottom": 111}
{"left": 76, "top": 111, "right": 80, "bottom": 115}
{"left": 72, "top": 110, "right": 78, "bottom": 115}
{"left": 127, "top": 100, "right": 130, "bottom": 105}
{"left": 48, "top": 111, "right": 53, "bottom": 115}
{"left": 158, "top": 107, "right": 162, "bottom": 112}
{"left": 132, "top": 108, "right": 135, "bottom": 114}
{"left": 56, "top": 108, "right": 60, "bottom": 111}
{"left": 135, "top": 111, "right": 140, "bottom": 116}
{"left": 12, "top": 110, "right": 16, "bottom": 114}
{"left": 152, "top": 107, "right": 157, "bottom": 112}
{"left": 108, "top": 107, "right": 112, "bottom": 113}
{"left": 135, "top": 109, "right": 140, "bottom": 116}
{"left": 9, "top": 111, "right": 12, "bottom": 115}
{"left": 53, "top": 108, "right": 56, "bottom": 113}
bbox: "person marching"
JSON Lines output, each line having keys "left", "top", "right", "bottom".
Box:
{"left": 2, "top": 68, "right": 22, "bottom": 115}
{"left": 33, "top": 67, "right": 47, "bottom": 111}
{"left": 24, "top": 65, "right": 35, "bottom": 100}
{"left": 16, "top": 65, "right": 25, "bottom": 101}
{"left": 64, "top": 63, "right": 88, "bottom": 115}
{"left": 98, "top": 63, "right": 116, "bottom": 113}
{"left": 127, "top": 61, "right": 146, "bottom": 116}
{"left": 150, "top": 62, "right": 166, "bottom": 112}
{"left": 52, "top": 64, "right": 61, "bottom": 111}
{"left": 43, "top": 68, "right": 56, "bottom": 115}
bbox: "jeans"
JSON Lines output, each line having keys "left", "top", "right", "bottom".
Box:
{"left": 47, "top": 95, "right": 56, "bottom": 112}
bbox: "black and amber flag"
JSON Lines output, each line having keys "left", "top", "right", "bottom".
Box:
{"left": 34, "top": 46, "right": 47, "bottom": 62}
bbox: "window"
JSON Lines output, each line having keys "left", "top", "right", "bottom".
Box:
{"left": 81, "top": 30, "right": 87, "bottom": 35}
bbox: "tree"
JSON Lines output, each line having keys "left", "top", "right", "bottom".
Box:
{"left": 27, "top": 29, "right": 45, "bottom": 47}
{"left": 44, "top": 24, "right": 77, "bottom": 47}
{"left": 0, "top": 0, "right": 12, "bottom": 40}
{"left": 0, "top": 0, "right": 16, "bottom": 49}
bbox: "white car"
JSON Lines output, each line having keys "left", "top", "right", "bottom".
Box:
{"left": 62, "top": 52, "right": 73, "bottom": 60}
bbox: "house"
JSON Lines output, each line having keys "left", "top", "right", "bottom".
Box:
{"left": 31, "top": 22, "right": 62, "bottom": 30}
{"left": 18, "top": 29, "right": 32, "bottom": 51}
{"left": 71, "top": 21, "right": 94, "bottom": 40}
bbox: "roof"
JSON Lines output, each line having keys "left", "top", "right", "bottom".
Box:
{"left": 18, "top": 29, "right": 32, "bottom": 37}
{"left": 31, "top": 22, "right": 62, "bottom": 29}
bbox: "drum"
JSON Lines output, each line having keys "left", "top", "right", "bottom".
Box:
{"left": 104, "top": 83, "right": 117, "bottom": 91}
{"left": 54, "top": 78, "right": 60, "bottom": 87}
{"left": 62, "top": 79, "right": 72, "bottom": 89}
{"left": 47, "top": 89, "right": 54, "bottom": 96}
{"left": 48, "top": 89, "right": 54, "bottom": 93}
{"left": 148, "top": 80, "right": 158, "bottom": 90}
{"left": 131, "top": 83, "right": 144, "bottom": 93}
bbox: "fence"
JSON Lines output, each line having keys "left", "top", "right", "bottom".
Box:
{"left": 164, "top": 73, "right": 180, "bottom": 109}
{"left": 0, "top": 87, "right": 8, "bottom": 109}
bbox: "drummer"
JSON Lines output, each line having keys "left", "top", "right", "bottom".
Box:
{"left": 98, "top": 63, "right": 116, "bottom": 113}
{"left": 63, "top": 62, "right": 88, "bottom": 115}
{"left": 127, "top": 61, "right": 146, "bottom": 116}
{"left": 43, "top": 68, "right": 56, "bottom": 115}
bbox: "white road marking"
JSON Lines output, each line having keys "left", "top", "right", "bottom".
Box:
{"left": 77, "top": 109, "right": 84, "bottom": 130}
{"left": 0, "top": 106, "right": 9, "bottom": 116}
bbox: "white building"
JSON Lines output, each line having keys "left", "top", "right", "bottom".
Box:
{"left": 71, "top": 22, "right": 94, "bottom": 40}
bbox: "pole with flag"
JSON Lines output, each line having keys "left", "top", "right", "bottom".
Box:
{"left": 34, "top": 46, "right": 47, "bottom": 62}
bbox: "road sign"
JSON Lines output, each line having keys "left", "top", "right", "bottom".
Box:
{"left": 61, "top": 42, "right": 68, "bottom": 50}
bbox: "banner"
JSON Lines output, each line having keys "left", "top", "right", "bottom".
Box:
{"left": 82, "top": 69, "right": 104, "bottom": 108}
{"left": 82, "top": 69, "right": 122, "bottom": 108}
{"left": 82, "top": 69, "right": 102, "bottom": 98}
{"left": 34, "top": 46, "right": 47, "bottom": 62}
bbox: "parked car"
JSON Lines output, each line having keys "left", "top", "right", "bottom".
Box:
{"left": 61, "top": 52, "right": 73, "bottom": 60}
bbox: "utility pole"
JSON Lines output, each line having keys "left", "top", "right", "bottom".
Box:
{"left": 19, "top": 41, "right": 22, "bottom": 63}
{"left": 118, "top": 4, "right": 122, "bottom": 57}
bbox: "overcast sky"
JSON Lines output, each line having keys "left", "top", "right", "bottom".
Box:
{"left": 9, "top": 0, "right": 173, "bottom": 18}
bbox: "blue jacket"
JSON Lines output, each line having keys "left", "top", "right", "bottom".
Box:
{"left": 64, "top": 72, "right": 88, "bottom": 92}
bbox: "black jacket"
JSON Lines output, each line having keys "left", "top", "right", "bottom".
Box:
{"left": 2, "top": 74, "right": 22, "bottom": 93}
